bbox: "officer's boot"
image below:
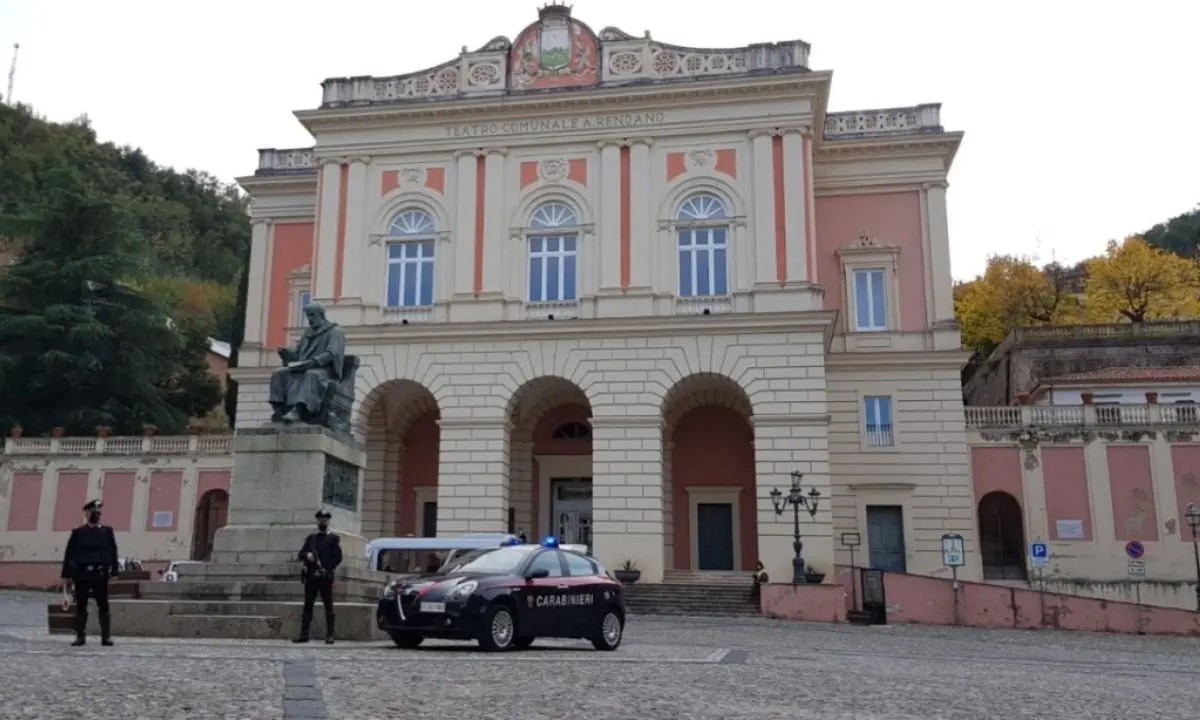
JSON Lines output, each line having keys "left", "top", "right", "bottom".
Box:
{"left": 324, "top": 612, "right": 335, "bottom": 645}
{"left": 293, "top": 606, "right": 312, "bottom": 643}
{"left": 71, "top": 608, "right": 87, "bottom": 647}
{"left": 99, "top": 610, "right": 114, "bottom": 646}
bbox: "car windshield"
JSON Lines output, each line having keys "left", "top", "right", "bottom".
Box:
{"left": 441, "top": 547, "right": 532, "bottom": 575}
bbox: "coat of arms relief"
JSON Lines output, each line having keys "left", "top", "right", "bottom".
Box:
{"left": 509, "top": 10, "right": 597, "bottom": 89}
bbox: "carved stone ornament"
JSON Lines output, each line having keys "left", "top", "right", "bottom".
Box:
{"left": 538, "top": 158, "right": 570, "bottom": 183}
{"left": 684, "top": 148, "right": 716, "bottom": 172}
{"left": 1023, "top": 448, "right": 1039, "bottom": 471}
{"left": 399, "top": 167, "right": 427, "bottom": 186}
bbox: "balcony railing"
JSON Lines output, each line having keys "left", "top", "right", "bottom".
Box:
{"left": 381, "top": 305, "right": 434, "bottom": 324}
{"left": 823, "top": 104, "right": 943, "bottom": 140}
{"left": 3, "top": 435, "right": 233, "bottom": 456}
{"left": 865, "top": 425, "right": 894, "bottom": 447}
{"left": 964, "top": 404, "right": 1200, "bottom": 430}
{"left": 524, "top": 300, "right": 579, "bottom": 320}
{"left": 675, "top": 295, "right": 732, "bottom": 316}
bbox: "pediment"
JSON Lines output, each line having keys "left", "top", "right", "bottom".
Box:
{"left": 836, "top": 232, "right": 900, "bottom": 258}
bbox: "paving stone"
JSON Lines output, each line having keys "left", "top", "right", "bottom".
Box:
{"left": 1, "top": 590, "right": 1198, "bottom": 719}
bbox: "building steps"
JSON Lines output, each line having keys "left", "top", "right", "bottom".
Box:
{"left": 662, "top": 570, "right": 756, "bottom": 587}
{"left": 624, "top": 582, "right": 761, "bottom": 617}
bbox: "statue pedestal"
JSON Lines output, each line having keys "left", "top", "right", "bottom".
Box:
{"left": 212, "top": 425, "right": 367, "bottom": 566}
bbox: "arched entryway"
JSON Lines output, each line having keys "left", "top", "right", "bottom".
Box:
{"left": 191, "top": 489, "right": 228, "bottom": 561}
{"left": 359, "top": 379, "right": 440, "bottom": 539}
{"left": 507, "top": 377, "right": 593, "bottom": 550}
{"left": 978, "top": 491, "right": 1028, "bottom": 580}
{"left": 662, "top": 373, "right": 756, "bottom": 572}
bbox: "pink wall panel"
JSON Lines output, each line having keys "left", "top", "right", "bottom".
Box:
{"left": 145, "top": 470, "right": 183, "bottom": 532}
{"left": 969, "top": 447, "right": 1024, "bottom": 504}
{"left": 100, "top": 472, "right": 136, "bottom": 532}
{"left": 1169, "top": 445, "right": 1200, "bottom": 542}
{"left": 1106, "top": 446, "right": 1158, "bottom": 542}
{"left": 1040, "top": 446, "right": 1093, "bottom": 541}
{"left": 196, "top": 470, "right": 231, "bottom": 499}
{"left": 6, "top": 472, "right": 43, "bottom": 531}
{"left": 52, "top": 472, "right": 89, "bottom": 531}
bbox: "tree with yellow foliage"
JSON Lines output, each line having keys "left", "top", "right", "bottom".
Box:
{"left": 956, "top": 255, "right": 1081, "bottom": 355}
{"left": 1083, "top": 236, "right": 1200, "bottom": 323}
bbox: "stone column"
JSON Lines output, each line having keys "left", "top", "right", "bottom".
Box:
{"left": 475, "top": 149, "right": 508, "bottom": 317}
{"left": 751, "top": 415, "right": 834, "bottom": 584}
{"left": 450, "top": 151, "right": 479, "bottom": 300}
{"left": 597, "top": 141, "right": 622, "bottom": 292}
{"left": 313, "top": 159, "right": 342, "bottom": 300}
{"left": 509, "top": 441, "right": 535, "bottom": 537}
{"left": 923, "top": 182, "right": 955, "bottom": 323}
{"left": 626, "top": 138, "right": 653, "bottom": 291}
{"left": 749, "top": 130, "right": 777, "bottom": 288}
{"left": 590, "top": 415, "right": 665, "bottom": 583}
{"left": 780, "top": 128, "right": 809, "bottom": 283}
{"left": 435, "top": 418, "right": 509, "bottom": 534}
{"left": 338, "top": 156, "right": 369, "bottom": 302}
{"left": 243, "top": 219, "right": 272, "bottom": 349}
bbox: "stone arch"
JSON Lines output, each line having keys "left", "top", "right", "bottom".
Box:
{"left": 190, "top": 489, "right": 228, "bottom": 561}
{"left": 509, "top": 183, "right": 595, "bottom": 230}
{"left": 373, "top": 188, "right": 452, "bottom": 235}
{"left": 506, "top": 376, "right": 594, "bottom": 547}
{"left": 657, "top": 174, "right": 746, "bottom": 223}
{"left": 359, "top": 378, "right": 441, "bottom": 539}
{"left": 661, "top": 372, "right": 756, "bottom": 573}
{"left": 978, "top": 491, "right": 1027, "bottom": 581}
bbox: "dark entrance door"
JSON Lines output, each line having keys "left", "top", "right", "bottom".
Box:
{"left": 978, "top": 491, "right": 1027, "bottom": 580}
{"left": 422, "top": 501, "right": 437, "bottom": 538}
{"left": 866, "top": 505, "right": 907, "bottom": 573}
{"left": 696, "top": 503, "right": 735, "bottom": 570}
{"left": 191, "top": 489, "right": 229, "bottom": 561}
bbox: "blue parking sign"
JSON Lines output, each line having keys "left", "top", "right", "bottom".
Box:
{"left": 1030, "top": 541, "right": 1049, "bottom": 568}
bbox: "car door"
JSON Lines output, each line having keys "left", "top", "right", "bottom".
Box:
{"left": 561, "top": 551, "right": 604, "bottom": 635}
{"left": 521, "top": 550, "right": 569, "bottom": 636}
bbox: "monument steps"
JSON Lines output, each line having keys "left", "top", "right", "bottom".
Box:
{"left": 140, "top": 579, "right": 378, "bottom": 603}
{"left": 623, "top": 583, "right": 762, "bottom": 618}
{"left": 94, "top": 599, "right": 387, "bottom": 641}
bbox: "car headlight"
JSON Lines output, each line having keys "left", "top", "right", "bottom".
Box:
{"left": 448, "top": 580, "right": 478, "bottom": 600}
{"left": 381, "top": 581, "right": 397, "bottom": 600}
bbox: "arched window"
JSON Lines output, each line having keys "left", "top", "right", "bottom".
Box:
{"left": 551, "top": 422, "right": 592, "bottom": 440}
{"left": 386, "top": 209, "right": 436, "bottom": 308}
{"left": 527, "top": 201, "right": 579, "bottom": 303}
{"left": 676, "top": 193, "right": 729, "bottom": 297}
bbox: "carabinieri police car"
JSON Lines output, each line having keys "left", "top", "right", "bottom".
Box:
{"left": 376, "top": 537, "right": 625, "bottom": 652}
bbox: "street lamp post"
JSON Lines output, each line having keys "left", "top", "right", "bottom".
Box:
{"left": 1185, "top": 502, "right": 1200, "bottom": 613}
{"left": 770, "top": 470, "right": 821, "bottom": 585}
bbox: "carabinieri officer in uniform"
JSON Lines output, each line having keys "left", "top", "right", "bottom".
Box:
{"left": 60, "top": 499, "right": 120, "bottom": 647}
{"left": 294, "top": 509, "right": 342, "bottom": 644}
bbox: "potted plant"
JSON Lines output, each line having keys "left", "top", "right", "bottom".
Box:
{"left": 613, "top": 560, "right": 641, "bottom": 584}
{"left": 51, "top": 426, "right": 65, "bottom": 438}
{"left": 96, "top": 426, "right": 111, "bottom": 438}
{"left": 9, "top": 425, "right": 21, "bottom": 439}
{"left": 804, "top": 564, "right": 826, "bottom": 584}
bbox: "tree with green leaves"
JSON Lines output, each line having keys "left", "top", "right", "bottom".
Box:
{"left": 1143, "top": 205, "right": 1200, "bottom": 258}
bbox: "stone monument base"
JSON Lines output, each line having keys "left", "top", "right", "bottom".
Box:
{"left": 212, "top": 425, "right": 367, "bottom": 566}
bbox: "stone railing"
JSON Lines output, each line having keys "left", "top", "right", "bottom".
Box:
{"left": 1007, "top": 321, "right": 1200, "bottom": 344}
{"left": 964, "top": 404, "right": 1200, "bottom": 430}
{"left": 2, "top": 435, "right": 233, "bottom": 456}
{"left": 823, "top": 104, "right": 943, "bottom": 140}
{"left": 256, "top": 148, "right": 316, "bottom": 176}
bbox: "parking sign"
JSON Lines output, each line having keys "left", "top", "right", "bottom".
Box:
{"left": 1030, "top": 541, "right": 1049, "bottom": 568}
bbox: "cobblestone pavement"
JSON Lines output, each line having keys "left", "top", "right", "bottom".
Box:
{"left": 1, "top": 590, "right": 1199, "bottom": 719}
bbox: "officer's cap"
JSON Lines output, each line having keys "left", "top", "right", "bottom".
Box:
{"left": 83, "top": 499, "right": 103, "bottom": 512}
{"left": 315, "top": 509, "right": 332, "bottom": 520}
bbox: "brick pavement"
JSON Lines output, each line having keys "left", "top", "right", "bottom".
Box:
{"left": 1, "top": 590, "right": 1198, "bottom": 719}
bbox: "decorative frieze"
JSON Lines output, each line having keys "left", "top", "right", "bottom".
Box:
{"left": 823, "top": 104, "right": 943, "bottom": 140}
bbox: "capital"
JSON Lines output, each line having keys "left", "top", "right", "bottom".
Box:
{"left": 250, "top": 217, "right": 274, "bottom": 227}
{"left": 747, "top": 128, "right": 781, "bottom": 139}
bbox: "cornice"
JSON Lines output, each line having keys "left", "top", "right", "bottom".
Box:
{"left": 236, "top": 173, "right": 318, "bottom": 195}
{"left": 295, "top": 72, "right": 833, "bottom": 134}
{"left": 826, "top": 348, "right": 972, "bottom": 370}
{"left": 817, "top": 131, "right": 963, "bottom": 166}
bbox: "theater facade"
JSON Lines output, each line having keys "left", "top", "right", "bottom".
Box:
{"left": 233, "top": 5, "right": 972, "bottom": 584}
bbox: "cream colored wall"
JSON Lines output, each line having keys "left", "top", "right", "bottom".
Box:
{"left": 828, "top": 357, "right": 981, "bottom": 581}
{"left": 233, "top": 312, "right": 837, "bottom": 584}
{"left": 0, "top": 437, "right": 233, "bottom": 564}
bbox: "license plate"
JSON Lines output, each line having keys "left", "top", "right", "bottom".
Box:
{"left": 420, "top": 602, "right": 445, "bottom": 614}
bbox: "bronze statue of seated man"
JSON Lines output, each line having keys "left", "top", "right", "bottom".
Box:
{"left": 269, "top": 301, "right": 347, "bottom": 425}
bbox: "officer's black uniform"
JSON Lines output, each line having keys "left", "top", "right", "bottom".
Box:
{"left": 294, "top": 509, "right": 342, "bottom": 644}
{"left": 60, "top": 499, "right": 119, "bottom": 647}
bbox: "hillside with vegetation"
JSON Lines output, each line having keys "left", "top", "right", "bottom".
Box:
{"left": 0, "top": 103, "right": 252, "bottom": 437}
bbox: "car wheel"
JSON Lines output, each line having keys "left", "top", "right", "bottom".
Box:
{"left": 590, "top": 608, "right": 624, "bottom": 651}
{"left": 513, "top": 636, "right": 535, "bottom": 650}
{"left": 389, "top": 631, "right": 424, "bottom": 649}
{"left": 477, "top": 605, "right": 517, "bottom": 652}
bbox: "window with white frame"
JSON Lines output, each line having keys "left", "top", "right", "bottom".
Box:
{"left": 386, "top": 209, "right": 436, "bottom": 307}
{"left": 527, "top": 202, "right": 579, "bottom": 303}
{"left": 296, "top": 290, "right": 311, "bottom": 324}
{"left": 863, "top": 395, "right": 894, "bottom": 447}
{"left": 853, "top": 269, "right": 888, "bottom": 331}
{"left": 676, "top": 193, "right": 730, "bottom": 297}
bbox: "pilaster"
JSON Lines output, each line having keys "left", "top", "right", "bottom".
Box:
{"left": 509, "top": 441, "right": 535, "bottom": 537}
{"left": 339, "top": 157, "right": 370, "bottom": 301}
{"left": 244, "top": 219, "right": 272, "bottom": 346}
{"left": 451, "top": 151, "right": 479, "bottom": 300}
{"left": 479, "top": 149, "right": 508, "bottom": 308}
{"left": 313, "top": 159, "right": 342, "bottom": 299}
{"left": 590, "top": 415, "right": 665, "bottom": 583}
{"left": 435, "top": 417, "right": 510, "bottom": 533}
{"left": 626, "top": 138, "right": 653, "bottom": 291}
{"left": 597, "top": 141, "right": 622, "bottom": 292}
{"left": 780, "top": 128, "right": 809, "bottom": 283}
{"left": 923, "top": 182, "right": 955, "bottom": 323}
{"left": 749, "top": 131, "right": 776, "bottom": 288}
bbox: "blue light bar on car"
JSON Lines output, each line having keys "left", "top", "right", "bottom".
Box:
{"left": 501, "top": 535, "right": 522, "bottom": 546}
{"left": 541, "top": 536, "right": 559, "bottom": 548}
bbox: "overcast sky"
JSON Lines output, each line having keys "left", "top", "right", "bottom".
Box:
{"left": 1, "top": 0, "right": 1195, "bottom": 280}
